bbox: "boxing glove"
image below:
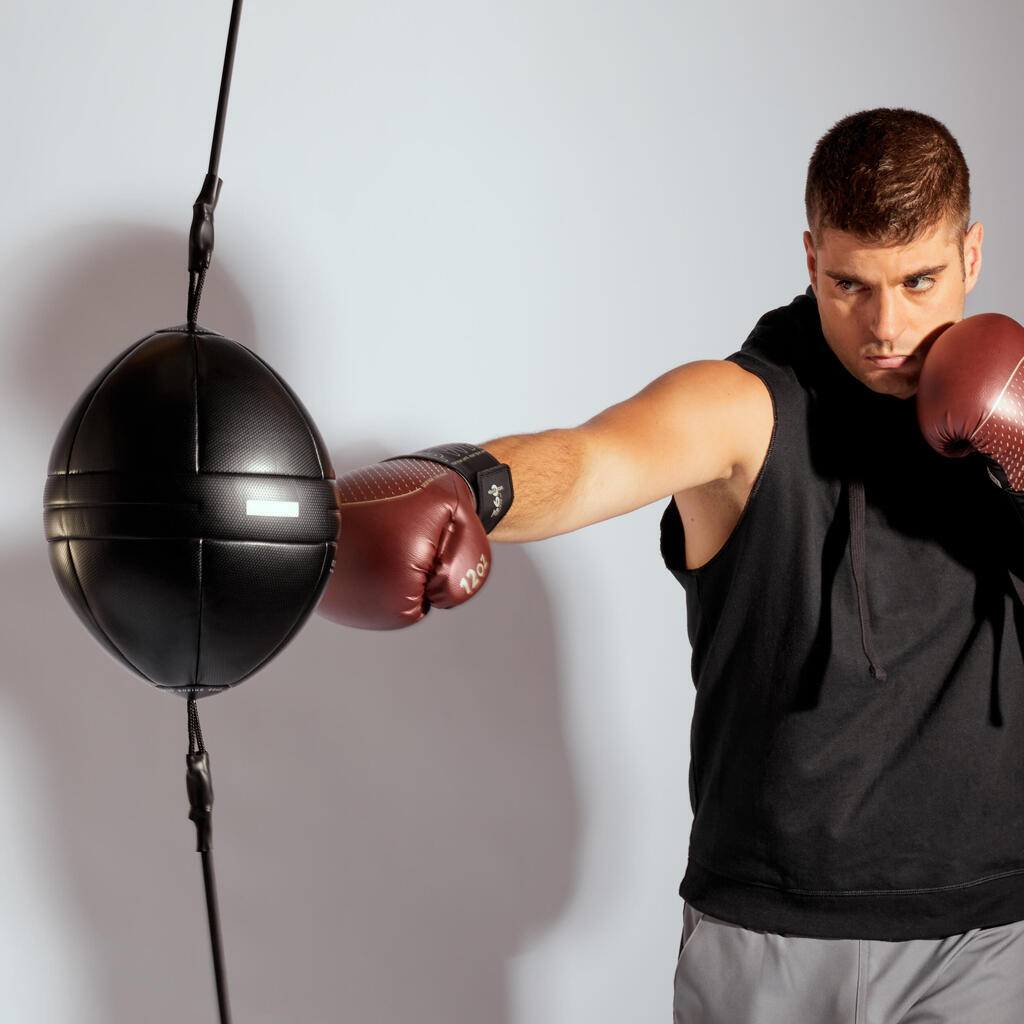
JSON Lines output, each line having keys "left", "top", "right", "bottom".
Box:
{"left": 917, "top": 313, "right": 1024, "bottom": 502}
{"left": 317, "top": 444, "right": 513, "bottom": 630}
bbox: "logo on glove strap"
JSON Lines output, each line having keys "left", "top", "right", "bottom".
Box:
{"left": 487, "top": 484, "right": 505, "bottom": 521}
{"left": 459, "top": 554, "right": 490, "bottom": 596}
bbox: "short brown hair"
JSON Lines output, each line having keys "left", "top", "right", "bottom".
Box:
{"left": 805, "top": 108, "right": 970, "bottom": 245}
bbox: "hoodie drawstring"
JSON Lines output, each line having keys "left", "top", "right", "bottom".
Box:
{"left": 848, "top": 479, "right": 888, "bottom": 681}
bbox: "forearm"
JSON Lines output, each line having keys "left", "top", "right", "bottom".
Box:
{"left": 482, "top": 429, "right": 592, "bottom": 542}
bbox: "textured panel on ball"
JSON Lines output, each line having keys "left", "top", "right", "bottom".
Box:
{"left": 48, "top": 539, "right": 135, "bottom": 669}
{"left": 69, "top": 538, "right": 202, "bottom": 688}
{"left": 47, "top": 334, "right": 154, "bottom": 476}
{"left": 197, "top": 337, "right": 331, "bottom": 478}
{"left": 196, "top": 539, "right": 335, "bottom": 688}
{"left": 64, "top": 330, "right": 199, "bottom": 474}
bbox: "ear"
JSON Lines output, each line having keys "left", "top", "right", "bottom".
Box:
{"left": 803, "top": 231, "right": 817, "bottom": 294}
{"left": 963, "top": 221, "right": 983, "bottom": 295}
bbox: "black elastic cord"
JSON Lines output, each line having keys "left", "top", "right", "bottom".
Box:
{"left": 187, "top": 0, "right": 244, "bottom": 327}
{"left": 201, "top": 850, "right": 232, "bottom": 1024}
{"left": 180, "top": 7, "right": 244, "bottom": 1020}
{"left": 185, "top": 698, "right": 232, "bottom": 1024}
{"left": 188, "top": 696, "right": 207, "bottom": 755}
{"left": 187, "top": 263, "right": 208, "bottom": 331}
{"left": 209, "top": 0, "right": 244, "bottom": 180}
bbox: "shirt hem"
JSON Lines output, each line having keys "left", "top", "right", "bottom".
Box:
{"left": 680, "top": 859, "right": 1024, "bottom": 940}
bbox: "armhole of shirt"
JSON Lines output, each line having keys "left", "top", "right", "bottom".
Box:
{"left": 664, "top": 356, "right": 780, "bottom": 578}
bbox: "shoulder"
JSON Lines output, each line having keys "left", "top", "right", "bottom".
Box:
{"left": 650, "top": 358, "right": 771, "bottom": 400}
{"left": 636, "top": 360, "right": 773, "bottom": 445}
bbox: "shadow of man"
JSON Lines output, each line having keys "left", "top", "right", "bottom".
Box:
{"left": 3, "top": 222, "right": 579, "bottom": 1023}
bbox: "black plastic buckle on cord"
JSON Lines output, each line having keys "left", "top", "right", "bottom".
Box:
{"left": 389, "top": 443, "right": 513, "bottom": 532}
{"left": 189, "top": 172, "right": 223, "bottom": 274}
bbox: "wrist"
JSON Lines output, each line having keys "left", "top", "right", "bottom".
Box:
{"left": 388, "top": 443, "right": 513, "bottom": 532}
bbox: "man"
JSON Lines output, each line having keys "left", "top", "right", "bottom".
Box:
{"left": 320, "top": 109, "right": 1024, "bottom": 1022}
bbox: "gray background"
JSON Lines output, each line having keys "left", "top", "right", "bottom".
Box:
{"left": 2, "top": 1, "right": 1022, "bottom": 1021}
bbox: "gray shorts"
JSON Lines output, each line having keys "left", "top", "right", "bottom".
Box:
{"left": 673, "top": 904, "right": 1024, "bottom": 1024}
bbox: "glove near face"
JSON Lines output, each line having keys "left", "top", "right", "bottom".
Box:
{"left": 917, "top": 312, "right": 1024, "bottom": 497}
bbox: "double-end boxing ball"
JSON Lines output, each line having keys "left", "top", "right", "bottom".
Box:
{"left": 44, "top": 325, "right": 339, "bottom": 697}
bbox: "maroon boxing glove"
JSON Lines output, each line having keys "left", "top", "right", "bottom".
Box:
{"left": 917, "top": 313, "right": 1024, "bottom": 495}
{"left": 317, "top": 445, "right": 513, "bottom": 630}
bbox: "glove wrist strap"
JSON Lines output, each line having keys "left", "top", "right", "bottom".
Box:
{"left": 389, "top": 443, "right": 513, "bottom": 532}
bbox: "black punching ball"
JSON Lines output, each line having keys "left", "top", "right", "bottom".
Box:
{"left": 43, "top": 325, "right": 339, "bottom": 697}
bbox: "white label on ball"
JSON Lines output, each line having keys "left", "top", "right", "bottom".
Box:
{"left": 246, "top": 499, "right": 300, "bottom": 518}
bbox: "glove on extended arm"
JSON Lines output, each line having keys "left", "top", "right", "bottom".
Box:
{"left": 317, "top": 444, "right": 513, "bottom": 629}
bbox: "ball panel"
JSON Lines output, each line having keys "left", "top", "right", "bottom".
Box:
{"left": 197, "top": 539, "right": 335, "bottom": 688}
{"left": 71, "top": 538, "right": 202, "bottom": 688}
{"left": 197, "top": 337, "right": 331, "bottom": 478}
{"left": 48, "top": 539, "right": 144, "bottom": 675}
{"left": 47, "top": 333, "right": 155, "bottom": 477}
{"left": 68, "top": 331, "right": 199, "bottom": 474}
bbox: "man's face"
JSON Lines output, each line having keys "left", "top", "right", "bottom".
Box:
{"left": 803, "top": 219, "right": 984, "bottom": 398}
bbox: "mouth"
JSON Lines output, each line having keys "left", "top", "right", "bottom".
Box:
{"left": 866, "top": 353, "right": 914, "bottom": 370}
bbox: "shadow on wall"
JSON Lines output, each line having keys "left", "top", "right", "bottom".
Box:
{"left": 3, "top": 224, "right": 579, "bottom": 1024}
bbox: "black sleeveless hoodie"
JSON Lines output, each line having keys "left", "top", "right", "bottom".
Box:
{"left": 660, "top": 291, "right": 1024, "bottom": 940}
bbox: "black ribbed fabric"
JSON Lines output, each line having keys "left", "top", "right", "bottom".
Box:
{"left": 661, "top": 292, "right": 1024, "bottom": 940}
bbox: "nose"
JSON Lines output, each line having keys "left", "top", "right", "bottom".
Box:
{"left": 870, "top": 289, "right": 906, "bottom": 346}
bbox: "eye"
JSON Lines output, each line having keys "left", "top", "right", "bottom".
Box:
{"left": 835, "top": 279, "right": 862, "bottom": 294}
{"left": 905, "top": 275, "right": 935, "bottom": 292}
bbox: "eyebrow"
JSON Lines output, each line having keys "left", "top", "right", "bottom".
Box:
{"left": 823, "top": 264, "right": 948, "bottom": 283}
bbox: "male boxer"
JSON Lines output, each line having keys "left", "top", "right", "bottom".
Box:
{"left": 320, "top": 109, "right": 1024, "bottom": 1022}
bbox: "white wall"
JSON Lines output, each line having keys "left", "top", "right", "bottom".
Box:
{"left": 2, "top": 2, "right": 1023, "bottom": 1021}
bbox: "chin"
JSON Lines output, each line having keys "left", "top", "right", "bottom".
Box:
{"left": 862, "top": 372, "right": 918, "bottom": 400}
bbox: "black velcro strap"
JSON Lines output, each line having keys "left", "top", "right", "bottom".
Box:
{"left": 387, "top": 443, "right": 513, "bottom": 532}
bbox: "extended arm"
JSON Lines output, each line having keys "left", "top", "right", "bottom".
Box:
{"left": 485, "top": 360, "right": 774, "bottom": 542}
{"left": 318, "top": 359, "right": 773, "bottom": 628}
